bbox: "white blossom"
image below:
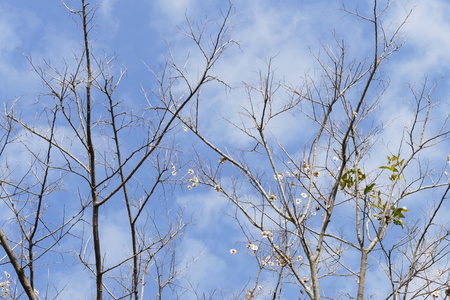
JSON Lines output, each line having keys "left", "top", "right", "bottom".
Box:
{"left": 246, "top": 243, "right": 258, "bottom": 251}
{"left": 274, "top": 173, "right": 284, "bottom": 180}
{"left": 261, "top": 230, "right": 272, "bottom": 238}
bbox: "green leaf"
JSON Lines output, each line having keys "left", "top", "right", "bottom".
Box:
{"left": 364, "top": 183, "right": 376, "bottom": 194}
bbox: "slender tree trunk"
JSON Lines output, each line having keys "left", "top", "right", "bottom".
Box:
{"left": 81, "top": 1, "right": 102, "bottom": 299}
{"left": 357, "top": 250, "right": 368, "bottom": 299}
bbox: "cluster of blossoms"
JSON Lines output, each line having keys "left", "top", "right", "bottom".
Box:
{"left": 187, "top": 173, "right": 199, "bottom": 190}
{"left": 244, "top": 286, "right": 263, "bottom": 299}
{"left": 278, "top": 156, "right": 341, "bottom": 183}
{"left": 185, "top": 168, "right": 221, "bottom": 192}
{"left": 275, "top": 255, "right": 294, "bottom": 267}
{"left": 268, "top": 194, "right": 277, "bottom": 201}
{"left": 262, "top": 256, "right": 275, "bottom": 267}
{"left": 0, "top": 271, "right": 11, "bottom": 298}
{"left": 171, "top": 163, "right": 177, "bottom": 176}
{"left": 302, "top": 161, "right": 310, "bottom": 172}
{"left": 246, "top": 243, "right": 259, "bottom": 251}
{"left": 263, "top": 253, "right": 301, "bottom": 268}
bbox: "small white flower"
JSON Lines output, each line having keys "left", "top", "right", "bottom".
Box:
{"left": 301, "top": 192, "right": 307, "bottom": 198}
{"left": 302, "top": 161, "right": 310, "bottom": 171}
{"left": 329, "top": 170, "right": 336, "bottom": 176}
{"left": 432, "top": 291, "right": 440, "bottom": 298}
{"left": 437, "top": 269, "right": 443, "bottom": 276}
{"left": 373, "top": 213, "right": 378, "bottom": 219}
{"left": 295, "top": 198, "right": 302, "bottom": 204}
{"left": 274, "top": 173, "right": 284, "bottom": 180}
{"left": 171, "top": 163, "right": 175, "bottom": 170}
{"left": 230, "top": 249, "right": 237, "bottom": 255}
{"left": 332, "top": 156, "right": 339, "bottom": 161}
{"left": 188, "top": 169, "right": 194, "bottom": 175}
{"left": 258, "top": 286, "right": 263, "bottom": 291}
{"left": 268, "top": 261, "right": 274, "bottom": 266}
{"left": 187, "top": 185, "right": 192, "bottom": 190}
{"left": 311, "top": 211, "right": 316, "bottom": 216}
{"left": 192, "top": 182, "right": 198, "bottom": 188}
{"left": 353, "top": 111, "right": 358, "bottom": 118}
{"left": 34, "top": 289, "right": 39, "bottom": 295}
{"left": 182, "top": 126, "right": 188, "bottom": 131}
{"left": 171, "top": 170, "right": 177, "bottom": 176}
{"left": 261, "top": 230, "right": 271, "bottom": 238}
{"left": 303, "top": 277, "right": 310, "bottom": 283}
{"left": 356, "top": 279, "right": 359, "bottom": 284}
{"left": 269, "top": 194, "right": 277, "bottom": 201}
{"left": 296, "top": 255, "right": 302, "bottom": 261}
{"left": 214, "top": 184, "right": 221, "bottom": 192}
{"left": 293, "top": 170, "right": 299, "bottom": 177}
{"left": 3, "top": 271, "right": 9, "bottom": 278}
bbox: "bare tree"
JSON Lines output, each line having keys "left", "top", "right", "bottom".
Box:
{"left": 167, "top": 1, "right": 450, "bottom": 299}
{"left": 1, "top": 0, "right": 235, "bottom": 299}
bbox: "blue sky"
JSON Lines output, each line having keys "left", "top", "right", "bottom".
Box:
{"left": 1, "top": 0, "right": 450, "bottom": 299}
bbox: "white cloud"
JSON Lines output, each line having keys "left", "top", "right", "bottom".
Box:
{"left": 152, "top": 0, "right": 197, "bottom": 25}
{"left": 388, "top": 0, "right": 450, "bottom": 80}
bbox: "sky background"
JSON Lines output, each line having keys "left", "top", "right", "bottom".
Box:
{"left": 1, "top": 0, "right": 450, "bottom": 299}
